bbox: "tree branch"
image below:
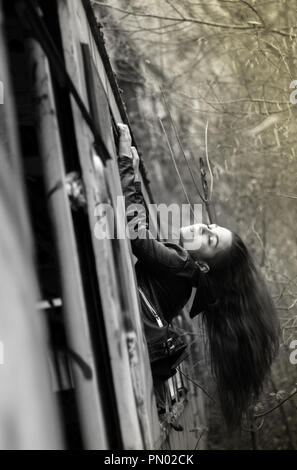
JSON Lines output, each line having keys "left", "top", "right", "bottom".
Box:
{"left": 92, "top": 1, "right": 297, "bottom": 37}
{"left": 171, "top": 90, "right": 290, "bottom": 109}
{"left": 239, "top": 0, "right": 266, "bottom": 27}
{"left": 164, "top": 0, "right": 185, "bottom": 19}
{"left": 255, "top": 388, "right": 297, "bottom": 419}
{"left": 93, "top": 1, "right": 265, "bottom": 31}
{"left": 276, "top": 193, "right": 297, "bottom": 200}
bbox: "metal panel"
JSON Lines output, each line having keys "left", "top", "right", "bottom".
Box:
{"left": 80, "top": 16, "right": 164, "bottom": 450}
{"left": 26, "top": 36, "right": 108, "bottom": 449}
{"left": 58, "top": 0, "right": 148, "bottom": 449}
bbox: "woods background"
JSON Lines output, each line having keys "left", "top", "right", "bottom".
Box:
{"left": 92, "top": 0, "right": 297, "bottom": 450}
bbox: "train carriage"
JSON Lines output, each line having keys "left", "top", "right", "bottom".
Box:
{"left": 0, "top": 0, "right": 206, "bottom": 450}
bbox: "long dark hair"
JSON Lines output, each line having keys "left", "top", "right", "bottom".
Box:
{"left": 199, "top": 233, "right": 280, "bottom": 428}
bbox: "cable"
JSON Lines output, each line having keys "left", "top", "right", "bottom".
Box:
{"left": 204, "top": 120, "right": 214, "bottom": 202}
{"left": 159, "top": 118, "right": 200, "bottom": 224}
{"left": 177, "top": 367, "right": 216, "bottom": 403}
{"left": 160, "top": 88, "right": 206, "bottom": 203}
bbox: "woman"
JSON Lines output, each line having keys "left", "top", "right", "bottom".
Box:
{"left": 117, "top": 124, "right": 280, "bottom": 428}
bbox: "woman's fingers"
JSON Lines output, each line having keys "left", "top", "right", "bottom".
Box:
{"left": 131, "top": 146, "right": 140, "bottom": 163}
{"left": 117, "top": 123, "right": 128, "bottom": 133}
{"left": 131, "top": 147, "right": 141, "bottom": 181}
{"left": 117, "top": 123, "right": 132, "bottom": 144}
{"left": 117, "top": 123, "right": 132, "bottom": 157}
{"left": 131, "top": 147, "right": 140, "bottom": 174}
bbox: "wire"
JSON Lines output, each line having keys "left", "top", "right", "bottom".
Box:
{"left": 204, "top": 120, "right": 214, "bottom": 201}
{"left": 160, "top": 88, "right": 206, "bottom": 203}
{"left": 159, "top": 118, "right": 200, "bottom": 224}
{"left": 177, "top": 367, "right": 216, "bottom": 403}
{"left": 194, "top": 428, "right": 206, "bottom": 450}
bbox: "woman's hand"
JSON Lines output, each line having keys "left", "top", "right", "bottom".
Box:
{"left": 131, "top": 146, "right": 140, "bottom": 181}
{"left": 117, "top": 123, "right": 132, "bottom": 158}
{"left": 117, "top": 124, "right": 141, "bottom": 180}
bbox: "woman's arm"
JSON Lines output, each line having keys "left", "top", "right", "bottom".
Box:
{"left": 117, "top": 125, "right": 148, "bottom": 231}
{"left": 131, "top": 147, "right": 151, "bottom": 224}
{"left": 117, "top": 125, "right": 200, "bottom": 284}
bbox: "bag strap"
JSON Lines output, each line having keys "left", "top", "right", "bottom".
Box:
{"left": 138, "top": 287, "right": 164, "bottom": 328}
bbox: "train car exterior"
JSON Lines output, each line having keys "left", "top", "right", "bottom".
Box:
{"left": 0, "top": 0, "right": 207, "bottom": 450}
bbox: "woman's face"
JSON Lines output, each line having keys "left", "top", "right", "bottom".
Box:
{"left": 180, "top": 223, "right": 233, "bottom": 260}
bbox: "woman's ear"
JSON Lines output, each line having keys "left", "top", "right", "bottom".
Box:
{"left": 196, "top": 260, "right": 210, "bottom": 274}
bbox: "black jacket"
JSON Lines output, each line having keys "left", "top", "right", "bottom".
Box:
{"left": 118, "top": 156, "right": 202, "bottom": 322}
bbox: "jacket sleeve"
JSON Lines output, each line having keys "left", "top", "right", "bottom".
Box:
{"left": 118, "top": 156, "right": 200, "bottom": 285}
{"left": 117, "top": 156, "right": 148, "bottom": 229}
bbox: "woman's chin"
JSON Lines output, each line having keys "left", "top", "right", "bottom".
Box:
{"left": 182, "top": 241, "right": 198, "bottom": 252}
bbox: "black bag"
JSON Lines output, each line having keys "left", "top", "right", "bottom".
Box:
{"left": 138, "top": 287, "right": 188, "bottom": 380}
